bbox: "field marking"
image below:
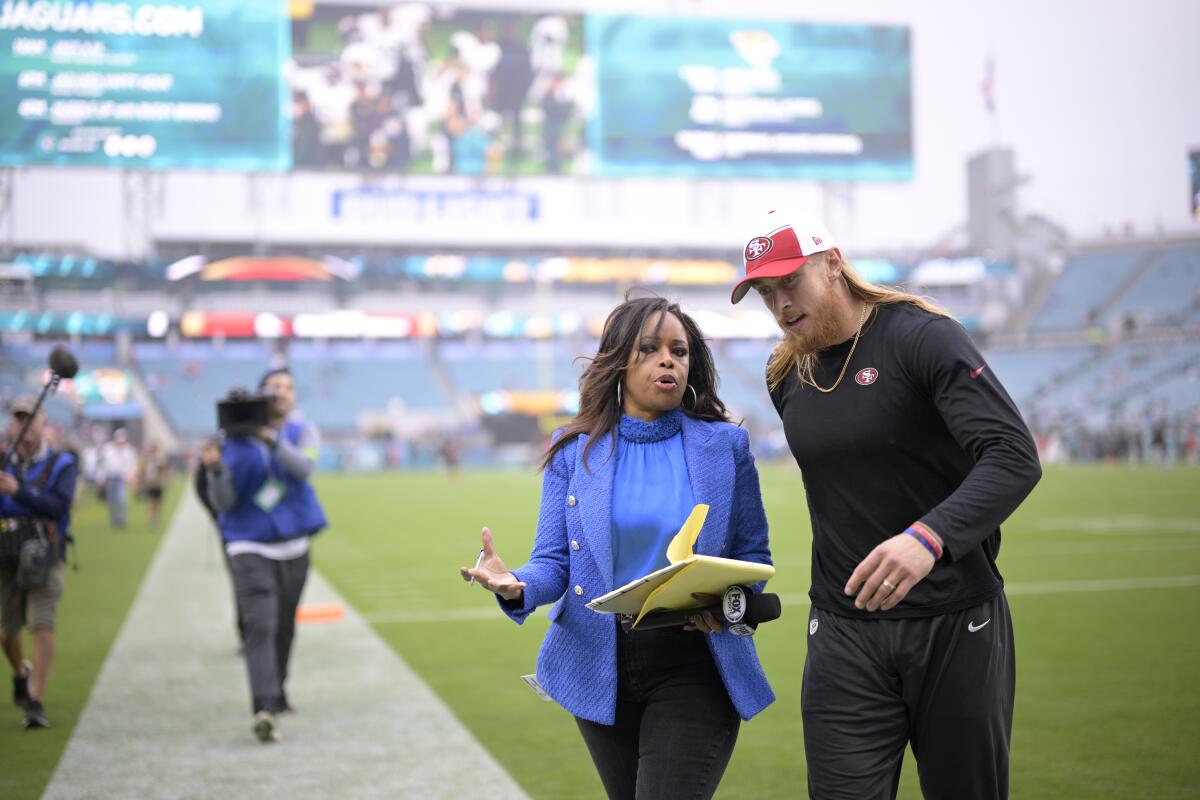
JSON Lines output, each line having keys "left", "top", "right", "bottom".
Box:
{"left": 1031, "top": 516, "right": 1200, "bottom": 534}
{"left": 45, "top": 492, "right": 529, "bottom": 800}
{"left": 363, "top": 575, "right": 1200, "bottom": 625}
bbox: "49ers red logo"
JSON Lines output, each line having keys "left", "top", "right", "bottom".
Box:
{"left": 855, "top": 368, "right": 878, "bottom": 386}
{"left": 745, "top": 236, "right": 773, "bottom": 261}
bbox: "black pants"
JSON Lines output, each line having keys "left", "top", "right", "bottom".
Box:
{"left": 575, "top": 624, "right": 740, "bottom": 800}
{"left": 228, "top": 551, "right": 309, "bottom": 714}
{"left": 802, "top": 593, "right": 1015, "bottom": 800}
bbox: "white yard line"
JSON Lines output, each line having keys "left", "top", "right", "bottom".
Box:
{"left": 365, "top": 574, "right": 1200, "bottom": 625}
{"left": 44, "top": 492, "right": 528, "bottom": 800}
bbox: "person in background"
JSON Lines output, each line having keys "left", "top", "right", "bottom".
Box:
{"left": 137, "top": 442, "right": 170, "bottom": 529}
{"left": 97, "top": 428, "right": 137, "bottom": 530}
{"left": 202, "top": 369, "right": 325, "bottom": 743}
{"left": 0, "top": 397, "right": 78, "bottom": 729}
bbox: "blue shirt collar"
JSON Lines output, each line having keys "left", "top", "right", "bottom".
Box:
{"left": 618, "top": 407, "right": 683, "bottom": 444}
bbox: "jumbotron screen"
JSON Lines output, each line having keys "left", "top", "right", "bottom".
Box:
{"left": 0, "top": 0, "right": 289, "bottom": 169}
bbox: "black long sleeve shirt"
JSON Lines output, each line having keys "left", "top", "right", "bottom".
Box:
{"left": 769, "top": 302, "right": 1042, "bottom": 618}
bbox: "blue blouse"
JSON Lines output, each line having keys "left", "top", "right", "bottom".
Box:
{"left": 611, "top": 408, "right": 695, "bottom": 587}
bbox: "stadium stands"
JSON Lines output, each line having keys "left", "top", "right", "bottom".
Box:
{"left": 1028, "top": 248, "right": 1152, "bottom": 332}
{"left": 1098, "top": 244, "right": 1200, "bottom": 328}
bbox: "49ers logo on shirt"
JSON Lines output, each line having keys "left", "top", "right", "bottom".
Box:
{"left": 855, "top": 367, "right": 878, "bottom": 386}
{"left": 745, "top": 236, "right": 773, "bottom": 261}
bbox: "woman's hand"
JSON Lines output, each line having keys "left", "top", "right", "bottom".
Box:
{"left": 460, "top": 527, "right": 527, "bottom": 602}
{"left": 684, "top": 592, "right": 724, "bottom": 634}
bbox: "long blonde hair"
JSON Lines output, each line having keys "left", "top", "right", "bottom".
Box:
{"left": 765, "top": 255, "right": 953, "bottom": 392}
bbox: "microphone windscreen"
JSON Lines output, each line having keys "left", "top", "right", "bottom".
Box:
{"left": 749, "top": 592, "right": 782, "bottom": 625}
{"left": 49, "top": 345, "right": 79, "bottom": 379}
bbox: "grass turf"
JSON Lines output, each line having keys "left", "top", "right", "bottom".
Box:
{"left": 0, "top": 485, "right": 179, "bottom": 800}
{"left": 312, "top": 464, "right": 1200, "bottom": 799}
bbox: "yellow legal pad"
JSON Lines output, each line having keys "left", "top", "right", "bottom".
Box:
{"left": 585, "top": 504, "right": 775, "bottom": 629}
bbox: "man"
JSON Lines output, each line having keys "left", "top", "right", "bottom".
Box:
{"left": 731, "top": 210, "right": 1041, "bottom": 799}
{"left": 202, "top": 368, "right": 325, "bottom": 743}
{"left": 137, "top": 442, "right": 170, "bottom": 529}
{"left": 98, "top": 428, "right": 137, "bottom": 529}
{"left": 0, "top": 397, "right": 77, "bottom": 729}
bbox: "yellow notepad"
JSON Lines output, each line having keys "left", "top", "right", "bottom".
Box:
{"left": 585, "top": 504, "right": 775, "bottom": 628}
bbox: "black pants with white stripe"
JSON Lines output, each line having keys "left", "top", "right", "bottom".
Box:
{"left": 802, "top": 593, "right": 1015, "bottom": 800}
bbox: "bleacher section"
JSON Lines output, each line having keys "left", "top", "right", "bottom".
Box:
{"left": 1029, "top": 248, "right": 1150, "bottom": 331}
{"left": 288, "top": 341, "right": 450, "bottom": 432}
{"left": 982, "top": 346, "right": 1096, "bottom": 407}
{"left": 711, "top": 340, "right": 776, "bottom": 425}
{"left": 438, "top": 340, "right": 584, "bottom": 394}
{"left": 1098, "top": 244, "right": 1200, "bottom": 328}
{"left": 135, "top": 341, "right": 269, "bottom": 437}
{"left": 1023, "top": 341, "right": 1200, "bottom": 425}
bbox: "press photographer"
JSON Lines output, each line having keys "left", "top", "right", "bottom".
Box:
{"left": 0, "top": 396, "right": 78, "bottom": 730}
{"left": 201, "top": 368, "right": 326, "bottom": 743}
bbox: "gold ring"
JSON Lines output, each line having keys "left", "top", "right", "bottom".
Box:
{"left": 881, "top": 580, "right": 897, "bottom": 593}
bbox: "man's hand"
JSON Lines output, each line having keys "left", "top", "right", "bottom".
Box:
{"left": 459, "top": 527, "right": 527, "bottom": 602}
{"left": 844, "top": 533, "right": 937, "bottom": 612}
{"left": 0, "top": 473, "right": 18, "bottom": 496}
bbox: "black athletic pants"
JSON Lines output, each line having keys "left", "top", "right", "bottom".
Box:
{"left": 228, "top": 551, "right": 309, "bottom": 714}
{"left": 802, "top": 593, "right": 1014, "bottom": 800}
{"left": 575, "top": 624, "right": 741, "bottom": 800}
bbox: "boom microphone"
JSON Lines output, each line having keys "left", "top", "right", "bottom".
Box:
{"left": 622, "top": 585, "right": 782, "bottom": 637}
{"left": 49, "top": 345, "right": 79, "bottom": 379}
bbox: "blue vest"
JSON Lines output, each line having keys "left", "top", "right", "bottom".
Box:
{"left": 217, "top": 421, "right": 326, "bottom": 544}
{"left": 0, "top": 448, "right": 76, "bottom": 558}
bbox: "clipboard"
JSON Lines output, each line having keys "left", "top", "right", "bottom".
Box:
{"left": 585, "top": 504, "right": 775, "bottom": 628}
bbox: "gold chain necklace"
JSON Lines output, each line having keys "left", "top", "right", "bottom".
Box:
{"left": 804, "top": 302, "right": 869, "bottom": 394}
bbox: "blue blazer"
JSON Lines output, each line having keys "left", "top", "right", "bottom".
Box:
{"left": 501, "top": 414, "right": 775, "bottom": 724}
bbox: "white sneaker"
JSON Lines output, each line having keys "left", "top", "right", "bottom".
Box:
{"left": 252, "top": 710, "right": 280, "bottom": 743}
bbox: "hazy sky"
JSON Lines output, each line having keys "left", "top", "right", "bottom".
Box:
{"left": 467, "top": 0, "right": 1200, "bottom": 249}
{"left": 699, "top": 0, "right": 1199, "bottom": 248}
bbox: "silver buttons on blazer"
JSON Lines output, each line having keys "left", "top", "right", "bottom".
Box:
{"left": 574, "top": 585, "right": 583, "bottom": 595}
{"left": 567, "top": 495, "right": 577, "bottom": 506}
{"left": 571, "top": 540, "right": 580, "bottom": 551}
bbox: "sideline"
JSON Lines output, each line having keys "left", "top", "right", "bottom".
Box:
{"left": 44, "top": 492, "right": 528, "bottom": 799}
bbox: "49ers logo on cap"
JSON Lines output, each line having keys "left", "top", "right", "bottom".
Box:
{"left": 745, "top": 236, "right": 773, "bottom": 261}
{"left": 855, "top": 368, "right": 878, "bottom": 386}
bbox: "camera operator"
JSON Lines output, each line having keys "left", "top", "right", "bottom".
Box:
{"left": 0, "top": 397, "right": 78, "bottom": 729}
{"left": 201, "top": 368, "right": 326, "bottom": 743}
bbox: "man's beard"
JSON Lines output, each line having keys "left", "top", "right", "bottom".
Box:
{"left": 782, "top": 299, "right": 844, "bottom": 356}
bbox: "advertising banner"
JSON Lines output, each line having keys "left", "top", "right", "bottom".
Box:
{"left": 587, "top": 15, "right": 912, "bottom": 180}
{"left": 0, "top": 0, "right": 290, "bottom": 169}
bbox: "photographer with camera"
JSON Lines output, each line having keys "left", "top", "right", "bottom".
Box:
{"left": 201, "top": 368, "right": 326, "bottom": 743}
{"left": 0, "top": 397, "right": 78, "bottom": 729}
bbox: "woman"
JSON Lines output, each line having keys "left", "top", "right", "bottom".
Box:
{"left": 461, "top": 296, "right": 774, "bottom": 799}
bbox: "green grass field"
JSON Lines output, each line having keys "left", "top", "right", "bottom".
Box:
{"left": 312, "top": 464, "right": 1200, "bottom": 799}
{"left": 6, "top": 467, "right": 1198, "bottom": 799}
{"left": 0, "top": 485, "right": 179, "bottom": 800}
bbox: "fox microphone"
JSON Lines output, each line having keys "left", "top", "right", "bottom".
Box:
{"left": 622, "top": 585, "right": 782, "bottom": 636}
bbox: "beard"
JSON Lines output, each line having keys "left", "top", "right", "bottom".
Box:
{"left": 781, "top": 297, "right": 845, "bottom": 356}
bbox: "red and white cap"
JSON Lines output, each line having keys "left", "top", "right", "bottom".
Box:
{"left": 730, "top": 210, "right": 836, "bottom": 304}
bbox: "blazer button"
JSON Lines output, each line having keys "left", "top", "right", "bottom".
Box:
{"left": 567, "top": 495, "right": 577, "bottom": 507}
{"left": 574, "top": 585, "right": 583, "bottom": 595}
{"left": 571, "top": 540, "right": 580, "bottom": 551}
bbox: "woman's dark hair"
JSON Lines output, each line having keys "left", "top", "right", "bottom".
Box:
{"left": 540, "top": 294, "right": 730, "bottom": 473}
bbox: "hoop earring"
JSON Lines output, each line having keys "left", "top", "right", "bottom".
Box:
{"left": 616, "top": 382, "right": 622, "bottom": 409}
{"left": 685, "top": 384, "right": 698, "bottom": 409}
